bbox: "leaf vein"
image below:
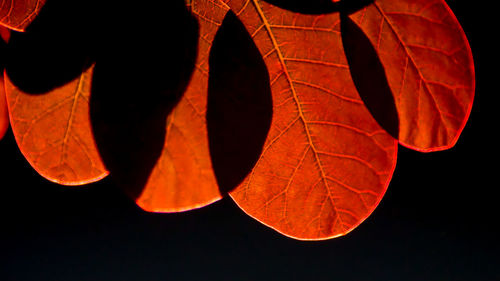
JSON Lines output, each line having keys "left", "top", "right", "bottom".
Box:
{"left": 251, "top": 0, "right": 346, "bottom": 231}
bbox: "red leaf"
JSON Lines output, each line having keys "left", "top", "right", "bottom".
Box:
{"left": 5, "top": 65, "right": 108, "bottom": 185}
{"left": 1, "top": 0, "right": 474, "bottom": 240}
{"left": 349, "top": 0, "right": 475, "bottom": 151}
{"left": 222, "top": 0, "right": 398, "bottom": 240}
{"left": 0, "top": 0, "right": 46, "bottom": 31}
{"left": 129, "top": 0, "right": 228, "bottom": 212}
{"left": 132, "top": 0, "right": 473, "bottom": 239}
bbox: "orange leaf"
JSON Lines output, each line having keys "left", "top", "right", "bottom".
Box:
{"left": 89, "top": 0, "right": 227, "bottom": 212}
{"left": 105, "top": 0, "right": 272, "bottom": 212}
{"left": 5, "top": 64, "right": 108, "bottom": 185}
{"left": 206, "top": 9, "right": 273, "bottom": 195}
{"left": 0, "top": 0, "right": 46, "bottom": 31}
{"left": 1, "top": 0, "right": 472, "bottom": 241}
{"left": 349, "top": 0, "right": 475, "bottom": 151}
{"left": 135, "top": 0, "right": 228, "bottom": 212}
{"left": 224, "top": 0, "right": 398, "bottom": 240}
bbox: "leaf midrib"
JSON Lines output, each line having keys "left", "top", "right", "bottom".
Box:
{"left": 251, "top": 0, "right": 346, "bottom": 231}
{"left": 61, "top": 71, "right": 85, "bottom": 163}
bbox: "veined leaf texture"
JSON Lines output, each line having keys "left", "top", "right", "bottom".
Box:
{"left": 219, "top": 0, "right": 473, "bottom": 239}
{"left": 5, "top": 65, "right": 108, "bottom": 185}
{"left": 221, "top": 0, "right": 398, "bottom": 239}
{"left": 349, "top": 2, "right": 474, "bottom": 151}
{"left": 0, "top": 0, "right": 474, "bottom": 240}
{"left": 132, "top": 0, "right": 227, "bottom": 212}
{"left": 0, "top": 0, "right": 46, "bottom": 31}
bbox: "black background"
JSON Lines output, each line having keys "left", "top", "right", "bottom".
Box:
{"left": 0, "top": 1, "right": 496, "bottom": 280}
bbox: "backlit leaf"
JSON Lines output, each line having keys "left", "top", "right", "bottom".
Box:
{"left": 5, "top": 64, "right": 108, "bottom": 185}
{"left": 224, "top": 0, "right": 398, "bottom": 240}
{"left": 0, "top": 0, "right": 474, "bottom": 241}
{"left": 349, "top": 0, "right": 475, "bottom": 151}
{"left": 0, "top": 0, "right": 46, "bottom": 31}
{"left": 206, "top": 9, "right": 273, "bottom": 195}
{"left": 130, "top": 0, "right": 228, "bottom": 212}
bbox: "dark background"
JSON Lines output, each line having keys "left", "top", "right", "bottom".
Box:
{"left": 1, "top": 1, "right": 496, "bottom": 280}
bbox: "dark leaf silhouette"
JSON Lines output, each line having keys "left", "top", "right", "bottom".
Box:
{"left": 341, "top": 14, "right": 399, "bottom": 139}
{"left": 5, "top": 0, "right": 99, "bottom": 94}
{"left": 90, "top": 0, "right": 204, "bottom": 212}
{"left": 207, "top": 10, "right": 273, "bottom": 195}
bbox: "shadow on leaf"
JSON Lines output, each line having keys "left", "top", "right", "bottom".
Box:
{"left": 90, "top": 1, "right": 199, "bottom": 200}
{"left": 207, "top": 11, "right": 273, "bottom": 195}
{"left": 4, "top": 0, "right": 100, "bottom": 94}
{"left": 340, "top": 14, "right": 399, "bottom": 139}
{"left": 3, "top": 0, "right": 398, "bottom": 204}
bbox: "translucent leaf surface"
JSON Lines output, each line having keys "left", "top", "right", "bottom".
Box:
{"left": 1, "top": 0, "right": 473, "bottom": 241}
{"left": 5, "top": 65, "right": 108, "bottom": 185}
{"left": 350, "top": 0, "right": 475, "bottom": 151}
{"left": 131, "top": 0, "right": 228, "bottom": 212}
{"left": 225, "top": 0, "right": 398, "bottom": 240}
{"left": 0, "top": 0, "right": 46, "bottom": 31}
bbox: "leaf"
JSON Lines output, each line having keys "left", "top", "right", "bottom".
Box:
{"left": 0, "top": 0, "right": 46, "bottom": 31}
{"left": 349, "top": 0, "right": 475, "bottom": 151}
{"left": 223, "top": 0, "right": 398, "bottom": 240}
{"left": 340, "top": 13, "right": 399, "bottom": 140}
{"left": 0, "top": 0, "right": 473, "bottom": 241}
{"left": 90, "top": 0, "right": 227, "bottom": 212}
{"left": 5, "top": 64, "right": 108, "bottom": 185}
{"left": 206, "top": 10, "right": 273, "bottom": 195}
{"left": 133, "top": 0, "right": 227, "bottom": 212}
